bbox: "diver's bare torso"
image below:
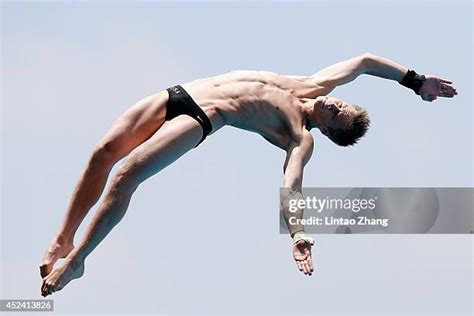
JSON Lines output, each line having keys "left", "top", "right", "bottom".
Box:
{"left": 179, "top": 70, "right": 320, "bottom": 150}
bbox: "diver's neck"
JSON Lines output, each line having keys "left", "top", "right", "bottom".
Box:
{"left": 302, "top": 96, "right": 325, "bottom": 130}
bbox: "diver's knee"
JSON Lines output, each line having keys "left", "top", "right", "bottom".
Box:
{"left": 110, "top": 164, "right": 141, "bottom": 195}
{"left": 90, "top": 141, "right": 122, "bottom": 169}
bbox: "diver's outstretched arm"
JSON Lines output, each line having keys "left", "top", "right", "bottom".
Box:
{"left": 363, "top": 53, "right": 458, "bottom": 102}
{"left": 307, "top": 52, "right": 457, "bottom": 102}
{"left": 306, "top": 53, "right": 370, "bottom": 95}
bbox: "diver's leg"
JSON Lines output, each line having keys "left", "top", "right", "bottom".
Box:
{"left": 41, "top": 115, "right": 204, "bottom": 296}
{"left": 40, "top": 91, "right": 168, "bottom": 278}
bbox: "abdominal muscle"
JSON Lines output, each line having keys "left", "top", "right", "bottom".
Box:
{"left": 181, "top": 71, "right": 306, "bottom": 148}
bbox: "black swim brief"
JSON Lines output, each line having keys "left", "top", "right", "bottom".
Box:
{"left": 165, "top": 85, "right": 213, "bottom": 147}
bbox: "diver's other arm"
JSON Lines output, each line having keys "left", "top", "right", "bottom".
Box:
{"left": 280, "top": 131, "right": 315, "bottom": 276}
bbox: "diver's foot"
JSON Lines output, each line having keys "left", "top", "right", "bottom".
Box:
{"left": 41, "top": 257, "right": 85, "bottom": 297}
{"left": 39, "top": 238, "right": 75, "bottom": 278}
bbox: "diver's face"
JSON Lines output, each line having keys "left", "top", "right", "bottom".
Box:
{"left": 315, "top": 96, "right": 356, "bottom": 130}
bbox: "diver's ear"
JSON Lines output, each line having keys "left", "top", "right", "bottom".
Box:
{"left": 320, "top": 126, "right": 330, "bottom": 136}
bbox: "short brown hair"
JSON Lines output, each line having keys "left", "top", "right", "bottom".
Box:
{"left": 328, "top": 105, "right": 370, "bottom": 146}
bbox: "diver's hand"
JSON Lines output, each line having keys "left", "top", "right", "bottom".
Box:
{"left": 419, "top": 75, "right": 457, "bottom": 102}
{"left": 292, "top": 239, "right": 314, "bottom": 276}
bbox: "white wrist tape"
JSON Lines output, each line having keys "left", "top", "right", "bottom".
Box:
{"left": 292, "top": 231, "right": 314, "bottom": 245}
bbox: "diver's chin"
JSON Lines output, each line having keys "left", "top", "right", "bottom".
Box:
{"left": 314, "top": 96, "right": 327, "bottom": 111}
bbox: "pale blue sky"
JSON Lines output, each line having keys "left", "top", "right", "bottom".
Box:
{"left": 1, "top": 1, "right": 473, "bottom": 315}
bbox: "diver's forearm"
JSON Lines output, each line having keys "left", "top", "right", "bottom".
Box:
{"left": 364, "top": 54, "right": 408, "bottom": 82}
{"left": 282, "top": 207, "right": 305, "bottom": 236}
{"left": 281, "top": 190, "right": 305, "bottom": 236}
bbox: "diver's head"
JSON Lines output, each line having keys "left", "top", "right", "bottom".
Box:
{"left": 307, "top": 96, "right": 370, "bottom": 146}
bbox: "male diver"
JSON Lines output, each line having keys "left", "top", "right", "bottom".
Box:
{"left": 39, "top": 53, "right": 457, "bottom": 296}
